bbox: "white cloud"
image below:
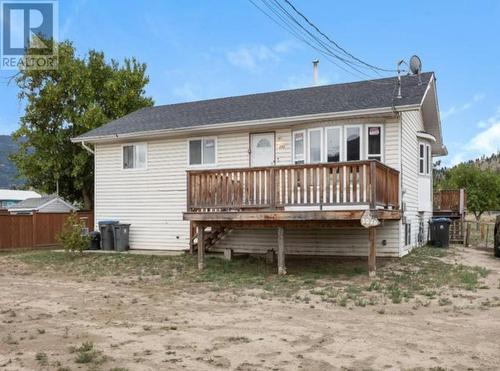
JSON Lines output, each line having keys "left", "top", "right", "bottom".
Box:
{"left": 468, "top": 122, "right": 500, "bottom": 154}
{"left": 444, "top": 108, "right": 500, "bottom": 166}
{"left": 226, "top": 41, "right": 298, "bottom": 72}
{"left": 441, "top": 93, "right": 485, "bottom": 120}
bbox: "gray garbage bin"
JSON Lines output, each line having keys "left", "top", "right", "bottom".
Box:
{"left": 98, "top": 220, "right": 119, "bottom": 250}
{"left": 113, "top": 224, "right": 131, "bottom": 252}
{"left": 429, "top": 217, "right": 451, "bottom": 248}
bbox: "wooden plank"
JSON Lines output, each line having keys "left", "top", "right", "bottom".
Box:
{"left": 195, "top": 220, "right": 365, "bottom": 229}
{"left": 368, "top": 227, "right": 376, "bottom": 277}
{"left": 198, "top": 225, "right": 205, "bottom": 270}
{"left": 183, "top": 209, "right": 401, "bottom": 221}
{"left": 277, "top": 227, "right": 286, "bottom": 275}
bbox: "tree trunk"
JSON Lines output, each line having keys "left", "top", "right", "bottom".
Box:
{"left": 82, "top": 188, "right": 93, "bottom": 210}
{"left": 475, "top": 213, "right": 482, "bottom": 231}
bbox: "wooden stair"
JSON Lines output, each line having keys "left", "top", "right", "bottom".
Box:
{"left": 190, "top": 225, "right": 231, "bottom": 253}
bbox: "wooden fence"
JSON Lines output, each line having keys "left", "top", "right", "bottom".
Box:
{"left": 0, "top": 211, "right": 93, "bottom": 250}
{"left": 463, "top": 221, "right": 495, "bottom": 248}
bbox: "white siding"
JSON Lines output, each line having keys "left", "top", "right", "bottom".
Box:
{"left": 213, "top": 221, "right": 400, "bottom": 257}
{"left": 94, "top": 116, "right": 404, "bottom": 255}
{"left": 400, "top": 110, "right": 433, "bottom": 256}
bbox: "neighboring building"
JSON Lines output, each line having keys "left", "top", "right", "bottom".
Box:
{"left": 0, "top": 189, "right": 41, "bottom": 209}
{"left": 8, "top": 195, "right": 77, "bottom": 215}
{"left": 72, "top": 72, "right": 446, "bottom": 273}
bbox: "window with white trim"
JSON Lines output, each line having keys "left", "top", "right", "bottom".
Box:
{"left": 189, "top": 138, "right": 216, "bottom": 165}
{"left": 345, "top": 126, "right": 361, "bottom": 161}
{"left": 123, "top": 143, "right": 147, "bottom": 169}
{"left": 308, "top": 128, "right": 323, "bottom": 163}
{"left": 293, "top": 131, "right": 305, "bottom": 164}
{"left": 367, "top": 125, "right": 382, "bottom": 161}
{"left": 426, "top": 144, "right": 431, "bottom": 174}
{"left": 326, "top": 127, "right": 341, "bottom": 162}
{"left": 419, "top": 143, "right": 425, "bottom": 174}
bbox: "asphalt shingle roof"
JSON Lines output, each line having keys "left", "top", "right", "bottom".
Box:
{"left": 9, "top": 195, "right": 58, "bottom": 210}
{"left": 74, "top": 72, "right": 433, "bottom": 141}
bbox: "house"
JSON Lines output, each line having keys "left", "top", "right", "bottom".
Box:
{"left": 8, "top": 195, "right": 77, "bottom": 215}
{"left": 0, "top": 189, "right": 41, "bottom": 209}
{"left": 72, "top": 72, "right": 446, "bottom": 275}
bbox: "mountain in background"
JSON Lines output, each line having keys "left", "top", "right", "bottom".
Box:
{"left": 434, "top": 152, "right": 500, "bottom": 188}
{"left": 0, "top": 135, "right": 25, "bottom": 189}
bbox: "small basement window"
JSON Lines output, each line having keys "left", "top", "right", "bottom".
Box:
{"left": 123, "top": 143, "right": 147, "bottom": 169}
{"left": 189, "top": 138, "right": 216, "bottom": 165}
{"left": 405, "top": 223, "right": 411, "bottom": 246}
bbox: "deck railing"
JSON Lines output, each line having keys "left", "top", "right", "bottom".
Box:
{"left": 433, "top": 189, "right": 466, "bottom": 213}
{"left": 186, "top": 160, "right": 399, "bottom": 212}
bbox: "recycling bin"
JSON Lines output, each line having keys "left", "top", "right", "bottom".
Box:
{"left": 89, "top": 231, "right": 101, "bottom": 250}
{"left": 98, "top": 220, "right": 119, "bottom": 250}
{"left": 113, "top": 224, "right": 131, "bottom": 252}
{"left": 429, "top": 217, "right": 451, "bottom": 248}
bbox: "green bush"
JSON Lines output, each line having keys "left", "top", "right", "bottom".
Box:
{"left": 56, "top": 213, "right": 90, "bottom": 254}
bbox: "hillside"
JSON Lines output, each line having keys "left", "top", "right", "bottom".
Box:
{"left": 0, "top": 135, "right": 24, "bottom": 188}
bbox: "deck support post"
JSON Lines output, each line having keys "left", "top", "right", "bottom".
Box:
{"left": 223, "top": 248, "right": 233, "bottom": 261}
{"left": 277, "top": 227, "right": 286, "bottom": 275}
{"left": 368, "top": 227, "right": 377, "bottom": 277}
{"left": 198, "top": 225, "right": 205, "bottom": 271}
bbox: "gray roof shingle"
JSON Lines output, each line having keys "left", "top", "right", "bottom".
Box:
{"left": 74, "top": 73, "right": 433, "bottom": 141}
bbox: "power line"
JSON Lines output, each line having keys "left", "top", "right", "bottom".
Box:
{"left": 247, "top": 0, "right": 397, "bottom": 84}
{"left": 282, "top": 0, "right": 397, "bottom": 73}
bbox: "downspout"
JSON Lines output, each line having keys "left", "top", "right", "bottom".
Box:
{"left": 81, "top": 141, "right": 95, "bottom": 155}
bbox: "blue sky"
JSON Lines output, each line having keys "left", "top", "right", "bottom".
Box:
{"left": 1, "top": 0, "right": 499, "bottom": 166}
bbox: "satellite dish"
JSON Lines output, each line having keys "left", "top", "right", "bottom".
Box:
{"left": 409, "top": 55, "right": 422, "bottom": 75}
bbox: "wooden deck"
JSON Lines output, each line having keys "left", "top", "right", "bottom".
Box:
{"left": 184, "top": 160, "right": 399, "bottom": 219}
{"left": 183, "top": 160, "right": 400, "bottom": 276}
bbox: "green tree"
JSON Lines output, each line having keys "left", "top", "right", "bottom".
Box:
{"left": 11, "top": 39, "right": 153, "bottom": 208}
{"left": 441, "top": 163, "right": 500, "bottom": 222}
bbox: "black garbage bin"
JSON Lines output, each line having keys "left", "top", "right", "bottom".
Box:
{"left": 113, "top": 224, "right": 131, "bottom": 252}
{"left": 89, "top": 231, "right": 101, "bottom": 250}
{"left": 494, "top": 215, "right": 500, "bottom": 258}
{"left": 429, "top": 217, "right": 452, "bottom": 248}
{"left": 98, "top": 220, "right": 119, "bottom": 250}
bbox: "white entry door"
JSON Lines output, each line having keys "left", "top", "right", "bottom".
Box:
{"left": 250, "top": 133, "right": 275, "bottom": 167}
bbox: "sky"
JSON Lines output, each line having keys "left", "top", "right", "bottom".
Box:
{"left": 0, "top": 0, "right": 499, "bottom": 167}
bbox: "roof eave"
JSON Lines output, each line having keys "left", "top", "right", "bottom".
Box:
{"left": 71, "top": 104, "right": 421, "bottom": 144}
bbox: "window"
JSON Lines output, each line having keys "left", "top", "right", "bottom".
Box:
{"left": 426, "top": 144, "right": 431, "bottom": 174}
{"left": 257, "top": 138, "right": 271, "bottom": 148}
{"left": 293, "top": 131, "right": 305, "bottom": 164}
{"left": 405, "top": 223, "right": 411, "bottom": 246}
{"left": 367, "top": 125, "right": 382, "bottom": 161}
{"left": 326, "top": 127, "right": 341, "bottom": 162}
{"left": 189, "top": 138, "right": 216, "bottom": 165}
{"left": 123, "top": 143, "right": 147, "bottom": 169}
{"left": 345, "top": 126, "right": 361, "bottom": 161}
{"left": 419, "top": 143, "right": 425, "bottom": 174}
{"left": 308, "top": 128, "right": 322, "bottom": 163}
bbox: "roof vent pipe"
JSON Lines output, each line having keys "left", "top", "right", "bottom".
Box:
{"left": 396, "top": 59, "right": 406, "bottom": 99}
{"left": 312, "top": 59, "right": 319, "bottom": 86}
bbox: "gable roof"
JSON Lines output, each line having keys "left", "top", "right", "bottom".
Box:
{"left": 73, "top": 72, "right": 434, "bottom": 142}
{"left": 8, "top": 195, "right": 76, "bottom": 212}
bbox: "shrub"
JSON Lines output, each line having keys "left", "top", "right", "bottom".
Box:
{"left": 56, "top": 213, "right": 90, "bottom": 254}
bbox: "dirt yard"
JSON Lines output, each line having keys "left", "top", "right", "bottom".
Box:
{"left": 0, "top": 246, "right": 499, "bottom": 371}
